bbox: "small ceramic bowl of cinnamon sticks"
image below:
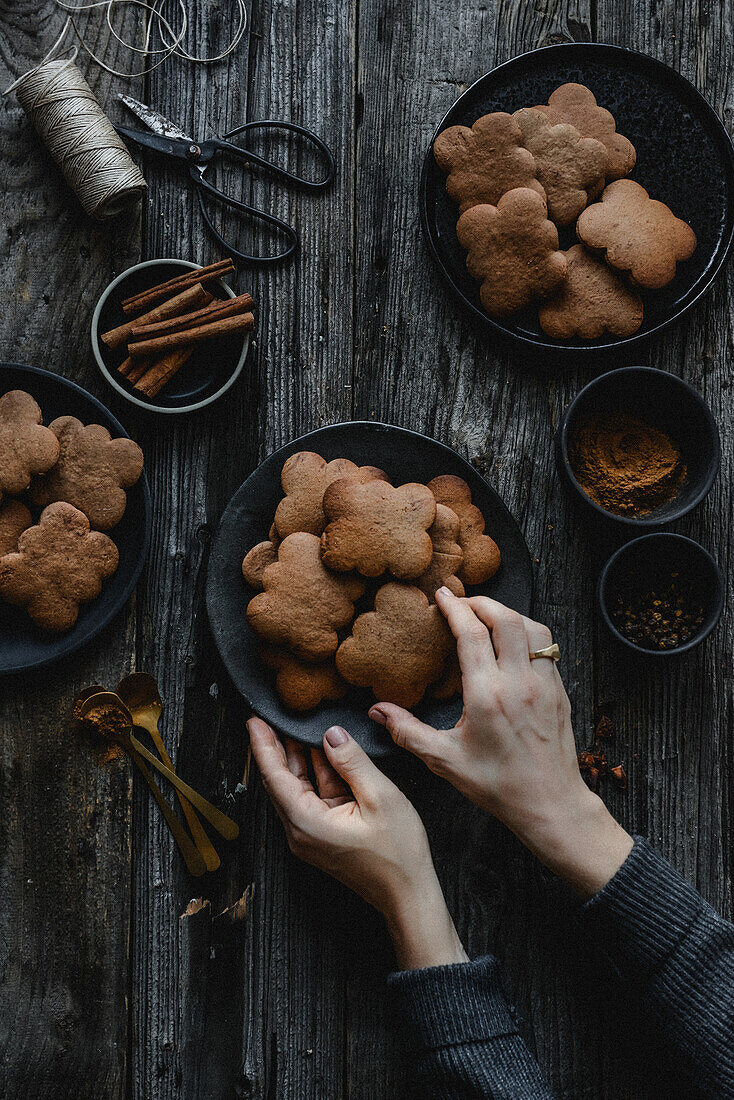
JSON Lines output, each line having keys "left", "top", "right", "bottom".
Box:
{"left": 91, "top": 257, "right": 255, "bottom": 414}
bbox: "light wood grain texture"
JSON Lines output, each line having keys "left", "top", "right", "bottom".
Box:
{"left": 0, "top": 0, "right": 732, "bottom": 1097}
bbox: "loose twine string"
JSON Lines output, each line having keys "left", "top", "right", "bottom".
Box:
{"left": 3, "top": 1, "right": 247, "bottom": 220}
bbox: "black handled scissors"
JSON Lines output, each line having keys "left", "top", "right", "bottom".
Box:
{"left": 115, "top": 95, "right": 335, "bottom": 265}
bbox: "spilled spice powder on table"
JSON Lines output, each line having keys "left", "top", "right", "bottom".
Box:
{"left": 72, "top": 699, "right": 126, "bottom": 767}
{"left": 569, "top": 412, "right": 685, "bottom": 515}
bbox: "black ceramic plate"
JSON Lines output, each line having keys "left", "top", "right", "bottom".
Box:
{"left": 0, "top": 364, "right": 151, "bottom": 675}
{"left": 206, "top": 422, "right": 533, "bottom": 757}
{"left": 420, "top": 43, "right": 734, "bottom": 355}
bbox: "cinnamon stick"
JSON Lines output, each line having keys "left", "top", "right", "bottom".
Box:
{"left": 128, "top": 312, "right": 255, "bottom": 358}
{"left": 101, "top": 284, "right": 212, "bottom": 350}
{"left": 121, "top": 355, "right": 153, "bottom": 385}
{"left": 133, "top": 348, "right": 194, "bottom": 398}
{"left": 121, "top": 259, "right": 235, "bottom": 315}
{"left": 129, "top": 293, "right": 254, "bottom": 341}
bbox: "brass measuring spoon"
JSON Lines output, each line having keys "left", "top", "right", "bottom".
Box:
{"left": 117, "top": 673, "right": 221, "bottom": 872}
{"left": 77, "top": 692, "right": 239, "bottom": 841}
{"left": 73, "top": 686, "right": 206, "bottom": 877}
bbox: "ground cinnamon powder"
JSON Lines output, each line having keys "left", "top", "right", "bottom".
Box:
{"left": 569, "top": 412, "right": 686, "bottom": 515}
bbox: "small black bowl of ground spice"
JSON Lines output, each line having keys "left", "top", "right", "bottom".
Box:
{"left": 598, "top": 534, "right": 724, "bottom": 656}
{"left": 556, "top": 366, "right": 720, "bottom": 527}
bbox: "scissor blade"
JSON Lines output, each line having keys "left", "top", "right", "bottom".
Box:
{"left": 118, "top": 94, "right": 193, "bottom": 142}
{"left": 114, "top": 123, "right": 193, "bottom": 162}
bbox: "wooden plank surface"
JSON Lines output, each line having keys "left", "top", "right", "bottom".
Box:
{"left": 0, "top": 5, "right": 141, "bottom": 1099}
{"left": 0, "top": 0, "right": 732, "bottom": 1098}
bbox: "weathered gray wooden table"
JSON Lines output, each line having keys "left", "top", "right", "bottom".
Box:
{"left": 1, "top": 2, "right": 732, "bottom": 1097}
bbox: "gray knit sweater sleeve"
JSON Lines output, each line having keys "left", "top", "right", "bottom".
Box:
{"left": 579, "top": 836, "right": 734, "bottom": 1098}
{"left": 388, "top": 837, "right": 734, "bottom": 1099}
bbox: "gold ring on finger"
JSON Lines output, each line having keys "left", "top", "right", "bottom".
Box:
{"left": 529, "top": 643, "right": 560, "bottom": 662}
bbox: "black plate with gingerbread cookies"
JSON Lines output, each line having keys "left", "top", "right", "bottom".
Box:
{"left": 206, "top": 422, "right": 533, "bottom": 757}
{"left": 420, "top": 43, "right": 734, "bottom": 355}
{"left": 0, "top": 363, "right": 151, "bottom": 676}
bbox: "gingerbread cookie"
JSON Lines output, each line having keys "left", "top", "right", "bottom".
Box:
{"left": 416, "top": 504, "right": 465, "bottom": 601}
{"left": 433, "top": 112, "right": 545, "bottom": 213}
{"left": 0, "top": 501, "right": 32, "bottom": 557}
{"left": 336, "top": 583, "right": 452, "bottom": 708}
{"left": 242, "top": 540, "right": 279, "bottom": 590}
{"left": 538, "top": 244, "right": 644, "bottom": 339}
{"left": 274, "top": 452, "right": 389, "bottom": 539}
{"left": 456, "top": 188, "right": 567, "bottom": 317}
{"left": 321, "top": 479, "right": 436, "bottom": 579}
{"left": 577, "top": 180, "right": 697, "bottom": 289}
{"left": 512, "top": 108, "right": 607, "bottom": 226}
{"left": 427, "top": 475, "right": 500, "bottom": 586}
{"left": 536, "top": 83, "right": 636, "bottom": 183}
{"left": 432, "top": 650, "right": 462, "bottom": 700}
{"left": 246, "top": 532, "right": 365, "bottom": 661}
{"left": 0, "top": 502, "right": 118, "bottom": 632}
{"left": 32, "top": 416, "right": 144, "bottom": 531}
{"left": 259, "top": 645, "right": 347, "bottom": 711}
{"left": 0, "top": 390, "right": 60, "bottom": 502}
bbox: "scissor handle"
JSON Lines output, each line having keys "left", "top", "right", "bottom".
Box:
{"left": 193, "top": 171, "right": 299, "bottom": 265}
{"left": 212, "top": 120, "right": 335, "bottom": 192}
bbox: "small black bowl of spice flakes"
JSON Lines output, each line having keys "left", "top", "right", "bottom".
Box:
{"left": 556, "top": 366, "right": 720, "bottom": 527}
{"left": 598, "top": 533, "right": 724, "bottom": 656}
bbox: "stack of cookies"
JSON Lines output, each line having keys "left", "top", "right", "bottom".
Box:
{"left": 434, "top": 83, "right": 697, "bottom": 338}
{"left": 242, "top": 451, "right": 501, "bottom": 711}
{"left": 0, "top": 389, "right": 144, "bottom": 632}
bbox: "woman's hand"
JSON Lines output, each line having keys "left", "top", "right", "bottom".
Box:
{"left": 369, "top": 590, "right": 633, "bottom": 900}
{"left": 247, "top": 716, "right": 467, "bottom": 969}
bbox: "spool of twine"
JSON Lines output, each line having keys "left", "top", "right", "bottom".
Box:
{"left": 13, "top": 57, "right": 146, "bottom": 220}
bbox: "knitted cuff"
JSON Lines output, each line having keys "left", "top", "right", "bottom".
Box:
{"left": 387, "top": 955, "right": 518, "bottom": 1050}
{"left": 580, "top": 836, "right": 704, "bottom": 980}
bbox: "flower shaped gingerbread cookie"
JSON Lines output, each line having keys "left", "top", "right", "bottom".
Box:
{"left": 433, "top": 111, "right": 545, "bottom": 213}
{"left": 415, "top": 503, "right": 465, "bottom": 601}
{"left": 456, "top": 188, "right": 567, "bottom": 317}
{"left": 512, "top": 108, "right": 608, "bottom": 226}
{"left": 336, "top": 583, "right": 453, "bottom": 708}
{"left": 577, "top": 180, "right": 697, "bottom": 289}
{"left": 0, "top": 502, "right": 118, "bottom": 632}
{"left": 427, "top": 475, "right": 500, "bottom": 586}
{"left": 0, "top": 390, "right": 59, "bottom": 502}
{"left": 246, "top": 532, "right": 365, "bottom": 661}
{"left": 538, "top": 244, "right": 644, "bottom": 339}
{"left": 321, "top": 479, "right": 436, "bottom": 579}
{"left": 273, "top": 451, "right": 389, "bottom": 539}
{"left": 536, "top": 83, "right": 636, "bottom": 183}
{"left": 259, "top": 645, "right": 347, "bottom": 711}
{"left": 32, "top": 416, "right": 144, "bottom": 531}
